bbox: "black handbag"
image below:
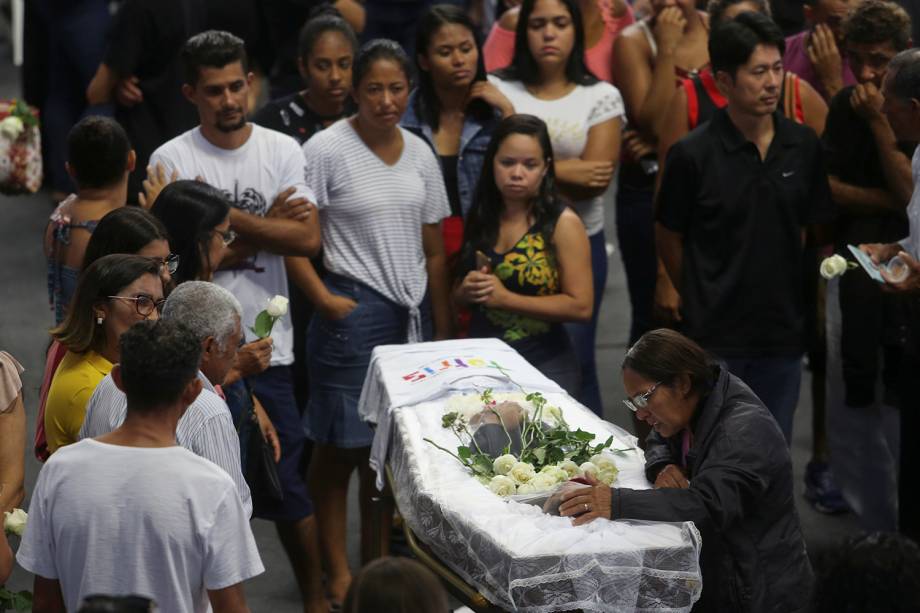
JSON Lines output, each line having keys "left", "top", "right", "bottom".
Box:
{"left": 245, "top": 400, "right": 284, "bottom": 503}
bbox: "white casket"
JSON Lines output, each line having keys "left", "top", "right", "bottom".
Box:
{"left": 359, "top": 338, "right": 702, "bottom": 612}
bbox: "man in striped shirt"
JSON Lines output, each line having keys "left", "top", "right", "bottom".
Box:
{"left": 80, "top": 281, "right": 257, "bottom": 517}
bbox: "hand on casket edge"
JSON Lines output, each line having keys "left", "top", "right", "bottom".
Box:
{"left": 557, "top": 476, "right": 613, "bottom": 526}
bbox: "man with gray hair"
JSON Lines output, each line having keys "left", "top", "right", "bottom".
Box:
{"left": 80, "top": 281, "right": 274, "bottom": 517}
{"left": 858, "top": 47, "right": 920, "bottom": 541}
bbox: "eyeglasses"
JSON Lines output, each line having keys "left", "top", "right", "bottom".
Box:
{"left": 107, "top": 294, "right": 166, "bottom": 318}
{"left": 216, "top": 229, "right": 236, "bottom": 246}
{"left": 153, "top": 253, "right": 180, "bottom": 275}
{"left": 622, "top": 382, "right": 662, "bottom": 413}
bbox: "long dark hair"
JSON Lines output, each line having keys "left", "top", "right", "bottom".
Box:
{"left": 51, "top": 254, "right": 161, "bottom": 355}
{"left": 82, "top": 207, "right": 170, "bottom": 272}
{"left": 493, "top": 0, "right": 598, "bottom": 86}
{"left": 414, "top": 4, "right": 493, "bottom": 130}
{"left": 458, "top": 114, "right": 562, "bottom": 277}
{"left": 151, "top": 180, "right": 231, "bottom": 284}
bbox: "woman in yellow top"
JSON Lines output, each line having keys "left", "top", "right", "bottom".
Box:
{"left": 45, "top": 253, "right": 165, "bottom": 453}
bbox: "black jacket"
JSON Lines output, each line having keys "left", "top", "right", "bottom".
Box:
{"left": 612, "top": 367, "right": 813, "bottom": 612}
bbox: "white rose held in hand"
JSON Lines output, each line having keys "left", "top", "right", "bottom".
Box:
{"left": 266, "top": 295, "right": 289, "bottom": 317}
{"left": 4, "top": 508, "right": 27, "bottom": 536}
{"left": 819, "top": 254, "right": 850, "bottom": 280}
{"left": 251, "top": 294, "right": 289, "bottom": 339}
{"left": 0, "top": 116, "right": 24, "bottom": 140}
{"left": 509, "top": 461, "right": 536, "bottom": 484}
{"left": 489, "top": 475, "right": 517, "bottom": 496}
{"left": 493, "top": 454, "right": 517, "bottom": 476}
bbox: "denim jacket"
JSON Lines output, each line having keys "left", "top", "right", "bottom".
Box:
{"left": 401, "top": 90, "right": 499, "bottom": 217}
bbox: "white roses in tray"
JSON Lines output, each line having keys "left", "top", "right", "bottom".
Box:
{"left": 426, "top": 386, "right": 633, "bottom": 499}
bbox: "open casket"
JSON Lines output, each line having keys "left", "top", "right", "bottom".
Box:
{"left": 359, "top": 339, "right": 702, "bottom": 612}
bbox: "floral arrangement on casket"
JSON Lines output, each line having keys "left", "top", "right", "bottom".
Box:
{"left": 425, "top": 387, "right": 633, "bottom": 498}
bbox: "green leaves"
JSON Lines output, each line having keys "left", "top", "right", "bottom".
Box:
{"left": 0, "top": 588, "right": 32, "bottom": 612}
{"left": 471, "top": 454, "right": 494, "bottom": 476}
{"left": 250, "top": 310, "right": 276, "bottom": 339}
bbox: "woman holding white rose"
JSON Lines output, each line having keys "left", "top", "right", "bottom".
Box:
{"left": 558, "top": 328, "right": 812, "bottom": 611}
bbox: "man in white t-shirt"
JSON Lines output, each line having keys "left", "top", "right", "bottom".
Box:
{"left": 148, "top": 30, "right": 324, "bottom": 611}
{"left": 17, "top": 320, "right": 264, "bottom": 613}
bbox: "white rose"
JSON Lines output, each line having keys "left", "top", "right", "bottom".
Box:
{"left": 530, "top": 473, "right": 558, "bottom": 492}
{"left": 596, "top": 466, "right": 619, "bottom": 486}
{"left": 266, "top": 295, "right": 290, "bottom": 317}
{"left": 492, "top": 454, "right": 517, "bottom": 476}
{"left": 540, "top": 465, "right": 568, "bottom": 483}
{"left": 0, "top": 116, "right": 24, "bottom": 140}
{"left": 516, "top": 482, "right": 537, "bottom": 495}
{"left": 579, "top": 461, "right": 599, "bottom": 479}
{"left": 558, "top": 460, "right": 580, "bottom": 478}
{"left": 509, "top": 461, "right": 536, "bottom": 484}
{"left": 590, "top": 454, "right": 617, "bottom": 473}
{"left": 488, "top": 475, "right": 517, "bottom": 497}
{"left": 4, "top": 508, "right": 27, "bottom": 536}
{"left": 819, "top": 254, "right": 849, "bottom": 280}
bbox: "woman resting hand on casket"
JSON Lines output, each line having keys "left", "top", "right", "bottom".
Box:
{"left": 558, "top": 328, "right": 813, "bottom": 612}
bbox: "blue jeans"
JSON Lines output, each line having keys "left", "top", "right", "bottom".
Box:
{"left": 722, "top": 355, "right": 803, "bottom": 444}
{"left": 564, "top": 231, "right": 608, "bottom": 415}
{"left": 615, "top": 183, "right": 657, "bottom": 345}
{"left": 305, "top": 275, "right": 432, "bottom": 448}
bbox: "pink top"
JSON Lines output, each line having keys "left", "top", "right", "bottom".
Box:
{"left": 483, "top": 0, "right": 635, "bottom": 83}
{"left": 783, "top": 30, "right": 855, "bottom": 101}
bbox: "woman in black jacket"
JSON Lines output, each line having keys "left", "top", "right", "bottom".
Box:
{"left": 559, "top": 328, "right": 813, "bottom": 612}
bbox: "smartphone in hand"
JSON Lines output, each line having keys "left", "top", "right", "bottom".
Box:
{"left": 475, "top": 250, "right": 492, "bottom": 273}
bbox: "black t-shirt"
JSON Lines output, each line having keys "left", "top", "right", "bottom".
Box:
{"left": 823, "top": 85, "right": 914, "bottom": 247}
{"left": 105, "top": 0, "right": 208, "bottom": 199}
{"left": 656, "top": 109, "right": 835, "bottom": 356}
{"left": 251, "top": 92, "right": 353, "bottom": 145}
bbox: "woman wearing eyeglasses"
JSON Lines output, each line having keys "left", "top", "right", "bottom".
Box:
{"left": 556, "top": 328, "right": 812, "bottom": 611}
{"left": 149, "top": 180, "right": 233, "bottom": 285}
{"left": 44, "top": 254, "right": 164, "bottom": 454}
{"left": 35, "top": 207, "right": 177, "bottom": 462}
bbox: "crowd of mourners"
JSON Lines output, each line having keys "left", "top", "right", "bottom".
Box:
{"left": 4, "top": 0, "right": 920, "bottom": 609}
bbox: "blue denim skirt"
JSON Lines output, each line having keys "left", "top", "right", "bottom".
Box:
{"left": 304, "top": 274, "right": 431, "bottom": 448}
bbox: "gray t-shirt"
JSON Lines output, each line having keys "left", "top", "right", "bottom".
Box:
{"left": 303, "top": 119, "right": 450, "bottom": 341}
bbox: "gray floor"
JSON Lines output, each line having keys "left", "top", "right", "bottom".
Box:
{"left": 0, "top": 63, "right": 862, "bottom": 609}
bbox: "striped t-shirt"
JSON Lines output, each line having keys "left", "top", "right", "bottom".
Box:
{"left": 303, "top": 119, "right": 450, "bottom": 334}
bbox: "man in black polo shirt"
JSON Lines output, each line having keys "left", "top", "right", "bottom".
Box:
{"left": 656, "top": 12, "right": 834, "bottom": 444}
{"left": 821, "top": 0, "right": 913, "bottom": 529}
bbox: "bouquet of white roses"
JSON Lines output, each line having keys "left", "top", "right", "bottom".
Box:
{"left": 425, "top": 386, "right": 631, "bottom": 501}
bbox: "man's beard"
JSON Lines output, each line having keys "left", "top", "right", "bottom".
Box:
{"left": 215, "top": 110, "right": 247, "bottom": 133}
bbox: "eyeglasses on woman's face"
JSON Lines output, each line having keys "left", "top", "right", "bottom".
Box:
{"left": 152, "top": 253, "right": 180, "bottom": 275}
{"left": 622, "top": 382, "right": 663, "bottom": 413}
{"left": 107, "top": 293, "right": 166, "bottom": 319}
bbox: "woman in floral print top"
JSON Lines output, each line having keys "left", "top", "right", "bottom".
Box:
{"left": 454, "top": 114, "right": 593, "bottom": 396}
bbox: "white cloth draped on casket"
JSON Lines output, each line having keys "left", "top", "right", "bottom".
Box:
{"left": 359, "top": 339, "right": 703, "bottom": 612}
